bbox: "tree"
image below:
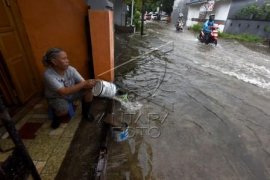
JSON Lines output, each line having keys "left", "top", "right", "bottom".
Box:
{"left": 145, "top": 0, "right": 175, "bottom": 15}
{"left": 124, "top": 0, "right": 143, "bottom": 10}
{"left": 124, "top": 0, "right": 174, "bottom": 15}
{"left": 262, "top": 1, "right": 270, "bottom": 20}
{"left": 161, "top": 0, "right": 174, "bottom": 15}
{"left": 145, "top": 0, "right": 161, "bottom": 12}
{"left": 235, "top": 1, "right": 270, "bottom": 20}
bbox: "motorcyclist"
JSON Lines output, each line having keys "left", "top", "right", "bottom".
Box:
{"left": 176, "top": 12, "right": 184, "bottom": 30}
{"left": 203, "top": 14, "right": 215, "bottom": 42}
{"left": 178, "top": 13, "right": 184, "bottom": 20}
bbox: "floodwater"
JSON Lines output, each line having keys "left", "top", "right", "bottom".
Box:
{"left": 107, "top": 22, "right": 270, "bottom": 180}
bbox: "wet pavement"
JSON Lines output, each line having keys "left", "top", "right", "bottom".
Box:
{"left": 1, "top": 21, "right": 269, "bottom": 180}
{"left": 108, "top": 21, "right": 270, "bottom": 179}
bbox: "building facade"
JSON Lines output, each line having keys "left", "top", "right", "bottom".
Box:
{"left": 186, "top": 0, "right": 232, "bottom": 32}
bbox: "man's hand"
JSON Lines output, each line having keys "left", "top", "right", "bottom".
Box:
{"left": 83, "top": 79, "right": 96, "bottom": 89}
{"left": 57, "top": 79, "right": 96, "bottom": 96}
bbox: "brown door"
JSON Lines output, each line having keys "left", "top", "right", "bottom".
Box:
{"left": 0, "top": 51, "right": 18, "bottom": 105}
{"left": 0, "top": 0, "right": 38, "bottom": 103}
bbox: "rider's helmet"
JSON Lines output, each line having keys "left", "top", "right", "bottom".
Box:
{"left": 179, "top": 13, "right": 184, "bottom": 17}
{"left": 209, "top": 14, "right": 215, "bottom": 21}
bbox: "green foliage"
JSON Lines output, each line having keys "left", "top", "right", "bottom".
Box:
{"left": 124, "top": 0, "right": 174, "bottom": 31}
{"left": 235, "top": 1, "right": 270, "bottom": 20}
{"left": 262, "top": 1, "right": 270, "bottom": 20}
{"left": 190, "top": 23, "right": 203, "bottom": 33}
{"left": 133, "top": 10, "right": 141, "bottom": 31}
{"left": 124, "top": 0, "right": 143, "bottom": 31}
{"left": 125, "top": 0, "right": 174, "bottom": 15}
{"left": 145, "top": 0, "right": 161, "bottom": 12}
{"left": 264, "top": 25, "right": 270, "bottom": 33}
{"left": 161, "top": 0, "right": 174, "bottom": 15}
{"left": 124, "top": 0, "right": 142, "bottom": 11}
{"left": 218, "top": 32, "right": 263, "bottom": 43}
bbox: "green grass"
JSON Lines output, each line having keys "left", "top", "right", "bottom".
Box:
{"left": 218, "top": 32, "right": 263, "bottom": 43}
{"left": 190, "top": 23, "right": 202, "bottom": 33}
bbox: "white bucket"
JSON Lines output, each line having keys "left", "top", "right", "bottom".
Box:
{"left": 92, "top": 80, "right": 117, "bottom": 98}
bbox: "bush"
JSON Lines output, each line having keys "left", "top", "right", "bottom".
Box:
{"left": 235, "top": 2, "right": 270, "bottom": 20}
{"left": 264, "top": 25, "right": 270, "bottom": 33}
{"left": 190, "top": 23, "right": 202, "bottom": 33}
{"left": 133, "top": 10, "right": 141, "bottom": 31}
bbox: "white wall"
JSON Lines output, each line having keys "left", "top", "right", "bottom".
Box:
{"left": 212, "top": 0, "right": 231, "bottom": 31}
{"left": 186, "top": 5, "right": 200, "bottom": 27}
{"left": 214, "top": 1, "right": 231, "bottom": 20}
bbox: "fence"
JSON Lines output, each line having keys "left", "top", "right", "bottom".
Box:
{"left": 224, "top": 19, "right": 270, "bottom": 38}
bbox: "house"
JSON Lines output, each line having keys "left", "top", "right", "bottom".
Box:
{"left": 186, "top": 0, "right": 232, "bottom": 32}
{"left": 0, "top": 0, "right": 114, "bottom": 116}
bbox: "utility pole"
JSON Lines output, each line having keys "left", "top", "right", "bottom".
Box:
{"left": 140, "top": 0, "right": 145, "bottom": 36}
{"left": 160, "top": 2, "right": 163, "bottom": 21}
{"left": 131, "top": 0, "right": 134, "bottom": 25}
{"left": 160, "top": 0, "right": 162, "bottom": 11}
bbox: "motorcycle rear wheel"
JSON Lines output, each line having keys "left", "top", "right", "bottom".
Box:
{"left": 198, "top": 34, "right": 204, "bottom": 43}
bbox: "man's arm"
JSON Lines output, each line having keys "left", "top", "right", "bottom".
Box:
{"left": 56, "top": 66, "right": 95, "bottom": 96}
{"left": 57, "top": 80, "right": 95, "bottom": 96}
{"left": 203, "top": 21, "right": 211, "bottom": 33}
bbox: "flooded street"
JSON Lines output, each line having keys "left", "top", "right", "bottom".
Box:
{"left": 107, "top": 22, "right": 270, "bottom": 180}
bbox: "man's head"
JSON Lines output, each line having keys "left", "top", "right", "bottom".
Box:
{"left": 43, "top": 48, "right": 69, "bottom": 70}
{"left": 209, "top": 14, "right": 215, "bottom": 21}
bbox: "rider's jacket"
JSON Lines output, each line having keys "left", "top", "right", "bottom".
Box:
{"left": 203, "top": 20, "right": 214, "bottom": 33}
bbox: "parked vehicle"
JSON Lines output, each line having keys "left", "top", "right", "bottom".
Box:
{"left": 198, "top": 25, "right": 219, "bottom": 45}
{"left": 161, "top": 15, "right": 169, "bottom": 21}
{"left": 151, "top": 13, "right": 158, "bottom": 20}
{"left": 144, "top": 14, "right": 151, "bottom": 20}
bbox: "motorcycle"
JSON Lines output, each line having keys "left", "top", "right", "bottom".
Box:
{"left": 198, "top": 25, "right": 219, "bottom": 45}
{"left": 175, "top": 20, "right": 184, "bottom": 32}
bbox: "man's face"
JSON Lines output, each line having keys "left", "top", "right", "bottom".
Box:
{"left": 52, "top": 51, "right": 69, "bottom": 70}
{"left": 209, "top": 15, "right": 215, "bottom": 21}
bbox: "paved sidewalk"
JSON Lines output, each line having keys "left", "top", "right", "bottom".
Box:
{"left": 0, "top": 99, "right": 82, "bottom": 179}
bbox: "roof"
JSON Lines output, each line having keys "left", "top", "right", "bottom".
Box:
{"left": 186, "top": 0, "right": 208, "bottom": 5}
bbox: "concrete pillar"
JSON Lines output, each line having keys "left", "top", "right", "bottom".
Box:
{"left": 88, "top": 9, "right": 114, "bottom": 82}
